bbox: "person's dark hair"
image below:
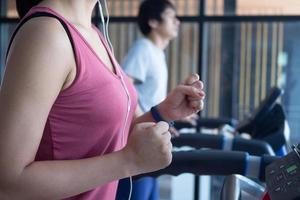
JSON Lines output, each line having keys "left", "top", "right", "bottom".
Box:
{"left": 16, "top": 0, "right": 43, "bottom": 18}
{"left": 138, "top": 0, "right": 175, "bottom": 36}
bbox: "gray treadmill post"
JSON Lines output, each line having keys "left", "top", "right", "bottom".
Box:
{"left": 221, "top": 174, "right": 265, "bottom": 200}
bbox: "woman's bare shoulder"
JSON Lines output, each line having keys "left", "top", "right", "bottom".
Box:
{"left": 8, "top": 16, "right": 74, "bottom": 67}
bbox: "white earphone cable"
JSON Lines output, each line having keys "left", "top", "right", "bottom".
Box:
{"left": 97, "top": 1, "right": 132, "bottom": 199}
{"left": 103, "top": 0, "right": 114, "bottom": 53}
{"left": 97, "top": 0, "right": 107, "bottom": 42}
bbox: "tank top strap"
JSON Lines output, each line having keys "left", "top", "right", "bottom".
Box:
{"left": 5, "top": 10, "right": 77, "bottom": 67}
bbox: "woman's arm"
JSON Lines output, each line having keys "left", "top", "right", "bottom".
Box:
{"left": 133, "top": 75, "right": 205, "bottom": 126}
{"left": 0, "top": 18, "right": 171, "bottom": 200}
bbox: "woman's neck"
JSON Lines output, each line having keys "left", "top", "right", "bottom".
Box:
{"left": 39, "top": 0, "right": 98, "bottom": 28}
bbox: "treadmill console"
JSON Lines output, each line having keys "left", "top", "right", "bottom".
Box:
{"left": 266, "top": 144, "right": 300, "bottom": 200}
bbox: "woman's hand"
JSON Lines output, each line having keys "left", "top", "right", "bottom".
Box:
{"left": 123, "top": 122, "right": 172, "bottom": 175}
{"left": 157, "top": 74, "right": 205, "bottom": 121}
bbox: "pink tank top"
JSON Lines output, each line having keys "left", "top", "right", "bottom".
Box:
{"left": 20, "top": 6, "right": 138, "bottom": 200}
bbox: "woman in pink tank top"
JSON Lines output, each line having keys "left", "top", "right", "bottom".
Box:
{"left": 0, "top": 0, "right": 205, "bottom": 199}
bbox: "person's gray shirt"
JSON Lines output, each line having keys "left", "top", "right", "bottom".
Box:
{"left": 122, "top": 38, "right": 168, "bottom": 112}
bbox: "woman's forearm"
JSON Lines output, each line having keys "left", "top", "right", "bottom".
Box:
{"left": 0, "top": 150, "right": 136, "bottom": 200}
{"left": 133, "top": 103, "right": 171, "bottom": 126}
{"left": 133, "top": 111, "right": 155, "bottom": 126}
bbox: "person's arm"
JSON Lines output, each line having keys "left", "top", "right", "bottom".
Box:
{"left": 0, "top": 18, "right": 171, "bottom": 200}
{"left": 124, "top": 59, "right": 203, "bottom": 134}
{"left": 133, "top": 74, "right": 205, "bottom": 126}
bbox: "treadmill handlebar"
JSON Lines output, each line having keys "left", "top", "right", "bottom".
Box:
{"left": 174, "top": 118, "right": 238, "bottom": 130}
{"left": 197, "top": 118, "right": 238, "bottom": 129}
{"left": 233, "top": 137, "right": 275, "bottom": 156}
{"left": 133, "top": 150, "right": 279, "bottom": 181}
{"left": 172, "top": 134, "right": 224, "bottom": 149}
{"left": 172, "top": 134, "right": 275, "bottom": 156}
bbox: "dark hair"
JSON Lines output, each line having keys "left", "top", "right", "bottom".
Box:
{"left": 138, "top": 0, "right": 175, "bottom": 36}
{"left": 16, "top": 0, "right": 43, "bottom": 18}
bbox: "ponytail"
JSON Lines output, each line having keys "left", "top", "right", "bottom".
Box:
{"left": 15, "top": 0, "right": 43, "bottom": 18}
